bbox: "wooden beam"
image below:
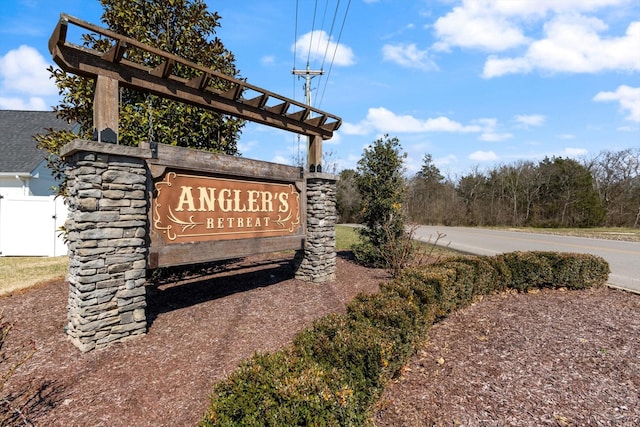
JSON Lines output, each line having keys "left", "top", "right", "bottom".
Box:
{"left": 219, "top": 84, "right": 244, "bottom": 100}
{"left": 149, "top": 234, "right": 306, "bottom": 268}
{"left": 102, "top": 40, "right": 127, "bottom": 63}
{"left": 150, "top": 59, "right": 175, "bottom": 79}
{"left": 93, "top": 75, "right": 119, "bottom": 143}
{"left": 305, "top": 116, "right": 328, "bottom": 127}
{"left": 49, "top": 14, "right": 342, "bottom": 139}
{"left": 186, "top": 73, "right": 211, "bottom": 90}
{"left": 243, "top": 94, "right": 268, "bottom": 108}
{"left": 286, "top": 109, "right": 309, "bottom": 122}
{"left": 48, "top": 16, "right": 68, "bottom": 55}
{"left": 308, "top": 135, "right": 323, "bottom": 172}
{"left": 265, "top": 102, "right": 289, "bottom": 115}
{"left": 321, "top": 120, "right": 341, "bottom": 133}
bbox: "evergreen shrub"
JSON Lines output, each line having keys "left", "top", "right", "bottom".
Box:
{"left": 201, "top": 251, "right": 609, "bottom": 426}
{"left": 496, "top": 251, "right": 555, "bottom": 291}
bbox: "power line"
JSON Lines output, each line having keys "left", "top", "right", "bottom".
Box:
{"left": 306, "top": 0, "right": 319, "bottom": 67}
{"left": 318, "top": 0, "right": 351, "bottom": 108}
{"left": 291, "top": 0, "right": 350, "bottom": 169}
{"left": 320, "top": 0, "right": 341, "bottom": 72}
{"left": 293, "top": 0, "right": 299, "bottom": 71}
{"left": 291, "top": 0, "right": 351, "bottom": 168}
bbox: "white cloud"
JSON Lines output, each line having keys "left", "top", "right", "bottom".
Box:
{"left": 0, "top": 45, "right": 56, "bottom": 96}
{"left": 557, "top": 133, "right": 576, "bottom": 139}
{"left": 324, "top": 131, "right": 341, "bottom": 145}
{"left": 469, "top": 150, "right": 498, "bottom": 161}
{"left": 260, "top": 55, "right": 276, "bottom": 66}
{"left": 480, "top": 132, "right": 513, "bottom": 142}
{"left": 293, "top": 30, "right": 354, "bottom": 67}
{"left": 364, "top": 107, "right": 485, "bottom": 133}
{"left": 382, "top": 43, "right": 438, "bottom": 71}
{"left": 491, "top": 0, "right": 630, "bottom": 17}
{"left": 471, "top": 118, "right": 498, "bottom": 128}
{"left": 482, "top": 16, "right": 640, "bottom": 78}
{"left": 433, "top": 1, "right": 529, "bottom": 52}
{"left": 515, "top": 114, "right": 546, "bottom": 127}
{"left": 340, "top": 122, "right": 370, "bottom": 136}
{"left": 344, "top": 108, "right": 509, "bottom": 138}
{"left": 0, "top": 96, "right": 47, "bottom": 110}
{"left": 431, "top": 1, "right": 640, "bottom": 77}
{"left": 434, "top": 0, "right": 632, "bottom": 53}
{"left": 237, "top": 139, "right": 258, "bottom": 154}
{"left": 593, "top": 85, "right": 640, "bottom": 122}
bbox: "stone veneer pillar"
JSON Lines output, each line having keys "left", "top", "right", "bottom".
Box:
{"left": 64, "top": 149, "right": 149, "bottom": 352}
{"left": 295, "top": 173, "right": 337, "bottom": 283}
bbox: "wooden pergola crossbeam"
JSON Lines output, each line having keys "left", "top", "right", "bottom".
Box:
{"left": 187, "top": 73, "right": 211, "bottom": 91}
{"left": 265, "top": 102, "right": 289, "bottom": 115}
{"left": 48, "top": 13, "right": 341, "bottom": 140}
{"left": 243, "top": 94, "right": 268, "bottom": 108}
{"left": 102, "top": 40, "right": 127, "bottom": 63}
{"left": 150, "top": 60, "right": 175, "bottom": 79}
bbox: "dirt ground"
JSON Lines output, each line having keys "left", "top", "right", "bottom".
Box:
{"left": 1, "top": 252, "right": 638, "bottom": 426}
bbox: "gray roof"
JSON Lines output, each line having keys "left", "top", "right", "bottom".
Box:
{"left": 0, "top": 110, "right": 75, "bottom": 174}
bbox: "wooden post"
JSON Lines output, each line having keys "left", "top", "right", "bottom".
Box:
{"left": 308, "top": 135, "right": 323, "bottom": 172}
{"left": 93, "top": 75, "right": 119, "bottom": 143}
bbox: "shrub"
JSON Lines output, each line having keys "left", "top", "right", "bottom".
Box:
{"left": 293, "top": 315, "right": 390, "bottom": 412}
{"left": 529, "top": 252, "right": 610, "bottom": 290}
{"left": 201, "top": 251, "right": 609, "bottom": 426}
{"left": 496, "top": 251, "right": 554, "bottom": 291}
{"left": 346, "top": 291, "right": 425, "bottom": 376}
{"left": 202, "top": 349, "right": 362, "bottom": 427}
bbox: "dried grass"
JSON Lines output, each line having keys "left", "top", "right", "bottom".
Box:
{"left": 0, "top": 257, "right": 68, "bottom": 296}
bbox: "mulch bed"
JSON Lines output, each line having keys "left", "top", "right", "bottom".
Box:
{"left": 1, "top": 253, "right": 638, "bottom": 426}
{"left": 0, "top": 253, "right": 386, "bottom": 426}
{"left": 374, "top": 286, "right": 640, "bottom": 426}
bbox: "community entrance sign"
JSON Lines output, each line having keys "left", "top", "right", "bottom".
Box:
{"left": 153, "top": 172, "right": 301, "bottom": 243}
{"left": 50, "top": 14, "right": 341, "bottom": 351}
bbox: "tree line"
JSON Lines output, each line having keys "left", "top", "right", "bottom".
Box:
{"left": 337, "top": 146, "right": 640, "bottom": 229}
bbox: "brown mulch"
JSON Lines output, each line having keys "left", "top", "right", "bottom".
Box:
{"left": 1, "top": 253, "right": 638, "bottom": 426}
{"left": 375, "top": 286, "right": 640, "bottom": 426}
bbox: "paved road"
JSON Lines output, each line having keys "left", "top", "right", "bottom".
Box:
{"left": 412, "top": 225, "right": 640, "bottom": 294}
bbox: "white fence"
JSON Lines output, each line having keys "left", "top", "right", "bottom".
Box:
{"left": 0, "top": 195, "right": 68, "bottom": 257}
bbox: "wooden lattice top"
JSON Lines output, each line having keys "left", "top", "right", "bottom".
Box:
{"left": 49, "top": 14, "right": 341, "bottom": 139}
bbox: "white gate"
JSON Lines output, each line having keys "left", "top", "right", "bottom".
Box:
{"left": 0, "top": 195, "right": 68, "bottom": 257}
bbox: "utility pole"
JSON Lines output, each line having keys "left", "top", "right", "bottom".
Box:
{"left": 292, "top": 64, "right": 324, "bottom": 172}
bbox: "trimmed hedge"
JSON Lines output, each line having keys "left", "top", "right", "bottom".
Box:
{"left": 201, "top": 252, "right": 609, "bottom": 426}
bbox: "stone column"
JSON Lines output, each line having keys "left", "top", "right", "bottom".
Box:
{"left": 295, "top": 173, "right": 337, "bottom": 283}
{"left": 64, "top": 149, "right": 149, "bottom": 352}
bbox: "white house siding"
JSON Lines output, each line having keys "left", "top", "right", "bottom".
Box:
{"left": 0, "top": 175, "right": 30, "bottom": 197}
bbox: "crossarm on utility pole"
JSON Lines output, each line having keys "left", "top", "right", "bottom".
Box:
{"left": 292, "top": 66, "right": 325, "bottom": 172}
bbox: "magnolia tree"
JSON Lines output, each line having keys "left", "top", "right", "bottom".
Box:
{"left": 37, "top": 0, "right": 245, "bottom": 193}
{"left": 353, "top": 134, "right": 408, "bottom": 269}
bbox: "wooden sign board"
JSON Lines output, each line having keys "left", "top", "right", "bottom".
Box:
{"left": 153, "top": 171, "right": 301, "bottom": 243}
{"left": 147, "top": 156, "right": 306, "bottom": 269}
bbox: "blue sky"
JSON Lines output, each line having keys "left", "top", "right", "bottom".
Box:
{"left": 1, "top": 0, "right": 639, "bottom": 177}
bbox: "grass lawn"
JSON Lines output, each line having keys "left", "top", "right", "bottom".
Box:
{"left": 336, "top": 224, "right": 459, "bottom": 260}
{"left": 0, "top": 256, "right": 68, "bottom": 296}
{"left": 335, "top": 224, "right": 362, "bottom": 250}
